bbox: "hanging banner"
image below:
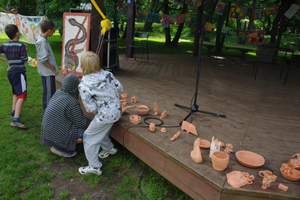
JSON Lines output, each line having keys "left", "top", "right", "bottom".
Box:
{"left": 185, "top": 13, "right": 192, "bottom": 22}
{"left": 215, "top": 2, "right": 226, "bottom": 16}
{"left": 254, "top": 8, "right": 263, "bottom": 20}
{"left": 205, "top": 22, "right": 216, "bottom": 32}
{"left": 162, "top": 14, "right": 170, "bottom": 27}
{"left": 176, "top": 13, "right": 185, "bottom": 24}
{"left": 230, "top": 6, "right": 246, "bottom": 19}
{"left": 0, "top": 12, "right": 45, "bottom": 44}
{"left": 266, "top": 5, "right": 279, "bottom": 15}
{"left": 136, "top": 7, "right": 148, "bottom": 20}
{"left": 221, "top": 27, "right": 233, "bottom": 35}
{"left": 246, "top": 30, "right": 265, "bottom": 44}
{"left": 284, "top": 4, "right": 300, "bottom": 19}
{"left": 148, "top": 13, "right": 160, "bottom": 23}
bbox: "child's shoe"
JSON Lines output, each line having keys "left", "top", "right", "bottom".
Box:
{"left": 50, "top": 147, "right": 77, "bottom": 157}
{"left": 98, "top": 147, "right": 118, "bottom": 158}
{"left": 10, "top": 120, "right": 28, "bottom": 129}
{"left": 78, "top": 166, "right": 102, "bottom": 176}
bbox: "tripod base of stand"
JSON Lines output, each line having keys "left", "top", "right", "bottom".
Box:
{"left": 175, "top": 103, "right": 226, "bottom": 122}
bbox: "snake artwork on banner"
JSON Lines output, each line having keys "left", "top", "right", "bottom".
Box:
{"left": 62, "top": 13, "right": 91, "bottom": 74}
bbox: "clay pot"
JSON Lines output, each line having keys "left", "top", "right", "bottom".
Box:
{"left": 211, "top": 151, "right": 229, "bottom": 171}
{"left": 259, "top": 170, "right": 277, "bottom": 189}
{"left": 190, "top": 138, "right": 203, "bottom": 164}
{"left": 235, "top": 150, "right": 265, "bottom": 168}
{"left": 280, "top": 162, "right": 300, "bottom": 181}
{"left": 200, "top": 139, "right": 211, "bottom": 149}
{"left": 226, "top": 171, "right": 254, "bottom": 188}
{"left": 136, "top": 105, "right": 149, "bottom": 115}
{"left": 129, "top": 115, "right": 141, "bottom": 125}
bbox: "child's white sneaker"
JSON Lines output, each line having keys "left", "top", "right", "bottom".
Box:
{"left": 78, "top": 166, "right": 102, "bottom": 176}
{"left": 98, "top": 147, "right": 118, "bottom": 158}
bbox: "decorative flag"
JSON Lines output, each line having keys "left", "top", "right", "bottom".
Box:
{"left": 136, "top": 7, "right": 148, "bottom": 20}
{"left": 176, "top": 13, "right": 185, "bottom": 24}
{"left": 205, "top": 22, "right": 216, "bottom": 32}
{"left": 215, "top": 2, "right": 226, "bottom": 15}
{"left": 185, "top": 0, "right": 193, "bottom": 5}
{"left": 230, "top": 6, "right": 245, "bottom": 19}
{"left": 169, "top": 14, "right": 177, "bottom": 24}
{"left": 162, "top": 14, "right": 170, "bottom": 27}
{"left": 284, "top": 4, "right": 300, "bottom": 19}
{"left": 148, "top": 13, "right": 160, "bottom": 23}
{"left": 246, "top": 30, "right": 265, "bottom": 44}
{"left": 193, "top": 0, "right": 202, "bottom": 7}
{"left": 221, "top": 26, "right": 233, "bottom": 35}
{"left": 254, "top": 8, "right": 263, "bottom": 20}
{"left": 266, "top": 5, "right": 279, "bottom": 15}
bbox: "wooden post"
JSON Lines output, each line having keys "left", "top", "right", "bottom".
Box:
{"left": 126, "top": 0, "right": 135, "bottom": 58}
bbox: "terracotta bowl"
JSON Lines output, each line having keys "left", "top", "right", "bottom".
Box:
{"left": 136, "top": 105, "right": 149, "bottom": 115}
{"left": 280, "top": 164, "right": 300, "bottom": 181}
{"left": 235, "top": 150, "right": 265, "bottom": 168}
{"left": 200, "top": 139, "right": 211, "bottom": 149}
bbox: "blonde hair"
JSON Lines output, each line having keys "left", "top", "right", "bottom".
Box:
{"left": 80, "top": 51, "right": 101, "bottom": 75}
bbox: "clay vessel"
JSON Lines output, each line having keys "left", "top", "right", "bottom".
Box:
{"left": 160, "top": 128, "right": 167, "bottom": 133}
{"left": 200, "top": 139, "right": 211, "bottom": 149}
{"left": 280, "top": 162, "right": 300, "bottom": 181}
{"left": 224, "top": 143, "right": 233, "bottom": 154}
{"left": 129, "top": 115, "right": 141, "bottom": 125}
{"left": 278, "top": 183, "right": 288, "bottom": 192}
{"left": 181, "top": 120, "right": 197, "bottom": 136}
{"left": 131, "top": 96, "right": 137, "bottom": 103}
{"left": 211, "top": 151, "right": 229, "bottom": 171}
{"left": 190, "top": 138, "right": 203, "bottom": 163}
{"left": 136, "top": 105, "right": 149, "bottom": 115}
{"left": 170, "top": 131, "right": 181, "bottom": 141}
{"left": 226, "top": 171, "right": 254, "bottom": 188}
{"left": 153, "top": 102, "right": 158, "bottom": 115}
{"left": 259, "top": 170, "right": 277, "bottom": 189}
{"left": 160, "top": 110, "right": 167, "bottom": 119}
{"left": 149, "top": 122, "right": 155, "bottom": 132}
{"left": 235, "top": 150, "right": 265, "bottom": 168}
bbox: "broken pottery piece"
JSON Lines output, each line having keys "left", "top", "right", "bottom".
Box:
{"left": 153, "top": 102, "right": 159, "bottom": 115}
{"left": 190, "top": 138, "right": 203, "bottom": 164}
{"left": 136, "top": 105, "right": 149, "bottom": 115}
{"left": 226, "top": 171, "right": 255, "bottom": 188}
{"left": 160, "top": 110, "right": 167, "bottom": 119}
{"left": 131, "top": 96, "right": 137, "bottom": 103}
{"left": 278, "top": 183, "right": 288, "bottom": 192}
{"left": 181, "top": 120, "right": 197, "bottom": 136}
{"left": 259, "top": 170, "right": 277, "bottom": 189}
{"left": 129, "top": 115, "right": 141, "bottom": 125}
{"left": 224, "top": 143, "right": 234, "bottom": 154}
{"left": 235, "top": 150, "right": 265, "bottom": 168}
{"left": 170, "top": 131, "right": 181, "bottom": 141}
{"left": 209, "top": 136, "right": 220, "bottom": 158}
{"left": 160, "top": 128, "right": 167, "bottom": 133}
{"left": 211, "top": 151, "right": 229, "bottom": 171}
{"left": 200, "top": 139, "right": 211, "bottom": 149}
{"left": 149, "top": 123, "right": 155, "bottom": 132}
{"left": 280, "top": 162, "right": 300, "bottom": 181}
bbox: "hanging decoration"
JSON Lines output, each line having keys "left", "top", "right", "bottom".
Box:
{"left": 205, "top": 22, "right": 216, "bottom": 32}
{"left": 148, "top": 13, "right": 160, "bottom": 23}
{"left": 136, "top": 7, "right": 148, "bottom": 20}
{"left": 162, "top": 14, "right": 170, "bottom": 27}
{"left": 246, "top": 30, "right": 265, "bottom": 44}
{"left": 193, "top": 0, "right": 202, "bottom": 7}
{"left": 266, "top": 5, "right": 279, "bottom": 15}
{"left": 229, "top": 6, "right": 246, "bottom": 19}
{"left": 185, "top": 0, "right": 193, "bottom": 5}
{"left": 254, "top": 8, "right": 263, "bottom": 20}
{"left": 176, "top": 13, "right": 185, "bottom": 24}
{"left": 215, "top": 2, "right": 226, "bottom": 15}
{"left": 284, "top": 4, "right": 300, "bottom": 19}
{"left": 221, "top": 27, "right": 233, "bottom": 35}
{"left": 185, "top": 13, "right": 192, "bottom": 22}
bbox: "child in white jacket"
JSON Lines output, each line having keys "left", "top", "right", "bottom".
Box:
{"left": 78, "top": 51, "right": 123, "bottom": 176}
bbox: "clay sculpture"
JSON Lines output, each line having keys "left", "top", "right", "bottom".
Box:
{"left": 136, "top": 105, "right": 149, "bottom": 115}
{"left": 170, "top": 131, "right": 181, "bottom": 141}
{"left": 290, "top": 153, "right": 300, "bottom": 169}
{"left": 149, "top": 122, "right": 155, "bottom": 132}
{"left": 131, "top": 96, "right": 137, "bottom": 103}
{"left": 129, "top": 115, "right": 141, "bottom": 125}
{"left": 226, "top": 171, "right": 255, "bottom": 188}
{"left": 235, "top": 150, "right": 265, "bottom": 168}
{"left": 160, "top": 110, "right": 167, "bottom": 119}
{"left": 122, "top": 105, "right": 136, "bottom": 113}
{"left": 181, "top": 120, "right": 197, "bottom": 136}
{"left": 259, "top": 170, "right": 277, "bottom": 189}
{"left": 209, "top": 136, "right": 220, "bottom": 158}
{"left": 224, "top": 143, "right": 233, "bottom": 154}
{"left": 200, "top": 139, "right": 211, "bottom": 149}
{"left": 280, "top": 161, "right": 300, "bottom": 181}
{"left": 153, "top": 102, "right": 158, "bottom": 115}
{"left": 190, "top": 138, "right": 203, "bottom": 163}
{"left": 278, "top": 183, "right": 288, "bottom": 192}
{"left": 160, "top": 128, "right": 167, "bottom": 133}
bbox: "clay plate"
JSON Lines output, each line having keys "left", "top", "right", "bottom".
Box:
{"left": 235, "top": 150, "right": 265, "bottom": 168}
{"left": 200, "top": 139, "right": 211, "bottom": 149}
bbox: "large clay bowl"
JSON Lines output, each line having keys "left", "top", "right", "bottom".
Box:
{"left": 280, "top": 164, "right": 300, "bottom": 181}
{"left": 211, "top": 151, "right": 229, "bottom": 171}
{"left": 200, "top": 139, "right": 211, "bottom": 149}
{"left": 136, "top": 105, "right": 149, "bottom": 115}
{"left": 235, "top": 150, "right": 265, "bottom": 168}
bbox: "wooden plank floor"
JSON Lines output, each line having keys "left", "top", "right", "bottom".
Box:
{"left": 111, "top": 54, "right": 300, "bottom": 200}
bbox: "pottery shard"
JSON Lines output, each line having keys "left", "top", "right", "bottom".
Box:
{"left": 149, "top": 123, "right": 155, "bottom": 132}
{"left": 181, "top": 121, "right": 197, "bottom": 136}
{"left": 160, "top": 110, "right": 167, "bottom": 119}
{"left": 170, "top": 131, "right": 181, "bottom": 141}
{"left": 226, "top": 171, "right": 255, "bottom": 189}
{"left": 160, "top": 128, "right": 167, "bottom": 133}
{"left": 278, "top": 183, "right": 288, "bottom": 192}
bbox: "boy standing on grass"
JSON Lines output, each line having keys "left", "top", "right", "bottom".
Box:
{"left": 78, "top": 51, "right": 123, "bottom": 176}
{"left": 0, "top": 24, "right": 29, "bottom": 129}
{"left": 35, "top": 20, "right": 58, "bottom": 117}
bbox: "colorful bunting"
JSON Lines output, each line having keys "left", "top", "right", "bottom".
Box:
{"left": 266, "top": 5, "right": 279, "bottom": 15}
{"left": 176, "top": 13, "right": 185, "bottom": 24}
{"left": 162, "top": 14, "right": 170, "bottom": 27}
{"left": 215, "top": 2, "right": 226, "bottom": 15}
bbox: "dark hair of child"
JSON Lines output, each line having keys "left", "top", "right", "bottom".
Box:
{"left": 5, "top": 24, "right": 18, "bottom": 40}
{"left": 40, "top": 20, "right": 55, "bottom": 33}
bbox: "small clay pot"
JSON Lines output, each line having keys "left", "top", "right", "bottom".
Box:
{"left": 136, "top": 105, "right": 149, "bottom": 115}
{"left": 211, "top": 151, "right": 229, "bottom": 171}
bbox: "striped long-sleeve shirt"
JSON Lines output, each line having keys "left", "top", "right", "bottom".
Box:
{"left": 0, "top": 40, "right": 28, "bottom": 73}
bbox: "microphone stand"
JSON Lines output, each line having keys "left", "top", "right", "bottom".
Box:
{"left": 175, "top": 0, "right": 226, "bottom": 122}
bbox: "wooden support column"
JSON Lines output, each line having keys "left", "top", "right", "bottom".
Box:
{"left": 126, "top": 0, "right": 135, "bottom": 58}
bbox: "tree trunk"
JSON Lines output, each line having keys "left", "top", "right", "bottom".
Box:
{"left": 171, "top": 3, "right": 188, "bottom": 46}
{"left": 142, "top": 0, "right": 159, "bottom": 32}
{"left": 163, "top": 0, "right": 171, "bottom": 46}
{"left": 221, "top": 1, "right": 231, "bottom": 45}
{"left": 193, "top": 0, "right": 205, "bottom": 56}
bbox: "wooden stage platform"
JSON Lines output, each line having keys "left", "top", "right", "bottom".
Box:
{"left": 58, "top": 54, "right": 300, "bottom": 200}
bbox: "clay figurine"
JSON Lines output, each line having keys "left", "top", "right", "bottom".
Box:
{"left": 129, "top": 115, "right": 141, "bottom": 125}
{"left": 259, "top": 170, "right": 277, "bottom": 189}
{"left": 213, "top": 138, "right": 225, "bottom": 148}
{"left": 226, "top": 171, "right": 255, "bottom": 188}
{"left": 153, "top": 102, "right": 159, "bottom": 115}
{"left": 278, "top": 183, "right": 288, "bottom": 192}
{"left": 160, "top": 128, "right": 167, "bottom": 133}
{"left": 170, "top": 131, "right": 181, "bottom": 141}
{"left": 190, "top": 138, "right": 203, "bottom": 164}
{"left": 290, "top": 153, "right": 300, "bottom": 169}
{"left": 181, "top": 121, "right": 197, "bottom": 136}
{"left": 149, "top": 122, "right": 155, "bottom": 132}
{"left": 209, "top": 136, "right": 220, "bottom": 158}
{"left": 160, "top": 110, "right": 167, "bottom": 119}
{"left": 224, "top": 143, "right": 233, "bottom": 154}
{"left": 120, "top": 93, "right": 128, "bottom": 105}
{"left": 131, "top": 96, "right": 137, "bottom": 103}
